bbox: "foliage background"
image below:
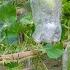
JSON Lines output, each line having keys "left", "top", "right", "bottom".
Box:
{"left": 0, "top": 0, "right": 70, "bottom": 70}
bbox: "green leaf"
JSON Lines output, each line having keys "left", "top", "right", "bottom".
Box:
{"left": 6, "top": 23, "right": 22, "bottom": 34}
{"left": 5, "top": 34, "right": 18, "bottom": 45}
{"left": 40, "top": 43, "right": 64, "bottom": 59}
{"left": 0, "top": 1, "right": 16, "bottom": 22}
{"left": 46, "top": 43, "right": 64, "bottom": 59}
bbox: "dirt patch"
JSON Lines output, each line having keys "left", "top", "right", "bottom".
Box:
{"left": 45, "top": 58, "right": 62, "bottom": 70}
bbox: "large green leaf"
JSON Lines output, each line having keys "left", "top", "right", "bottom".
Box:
{"left": 0, "top": 1, "right": 16, "bottom": 22}
{"left": 46, "top": 43, "right": 64, "bottom": 59}
{"left": 40, "top": 43, "right": 64, "bottom": 59}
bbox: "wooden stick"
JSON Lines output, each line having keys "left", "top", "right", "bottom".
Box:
{"left": 0, "top": 50, "right": 38, "bottom": 62}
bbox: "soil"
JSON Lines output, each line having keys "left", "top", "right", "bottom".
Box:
{"left": 45, "top": 58, "right": 62, "bottom": 70}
